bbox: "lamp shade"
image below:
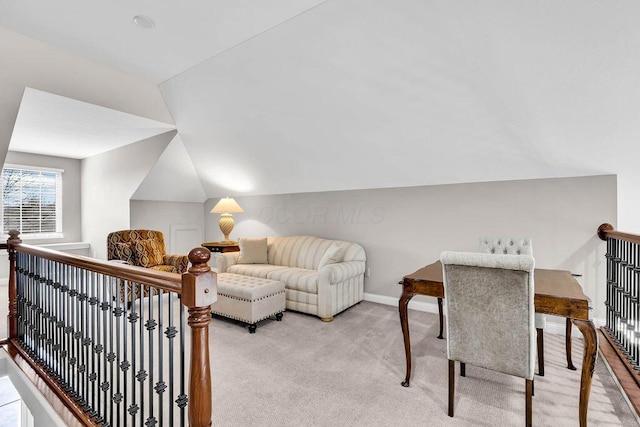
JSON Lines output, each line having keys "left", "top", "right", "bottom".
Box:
{"left": 211, "top": 197, "right": 244, "bottom": 214}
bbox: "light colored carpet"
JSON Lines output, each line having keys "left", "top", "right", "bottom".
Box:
{"left": 210, "top": 301, "right": 637, "bottom": 427}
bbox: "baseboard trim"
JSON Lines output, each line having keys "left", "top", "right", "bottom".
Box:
{"left": 363, "top": 292, "right": 604, "bottom": 336}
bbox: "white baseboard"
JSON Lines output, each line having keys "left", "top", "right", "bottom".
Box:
{"left": 363, "top": 292, "right": 604, "bottom": 337}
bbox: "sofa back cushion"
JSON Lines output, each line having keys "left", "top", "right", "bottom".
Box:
{"left": 267, "top": 236, "right": 366, "bottom": 269}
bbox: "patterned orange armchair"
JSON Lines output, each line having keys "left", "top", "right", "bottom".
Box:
{"left": 107, "top": 229, "right": 189, "bottom": 274}
{"left": 107, "top": 230, "right": 189, "bottom": 302}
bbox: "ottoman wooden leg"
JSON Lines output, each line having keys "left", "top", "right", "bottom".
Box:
{"left": 276, "top": 312, "right": 283, "bottom": 321}
{"left": 248, "top": 323, "right": 257, "bottom": 334}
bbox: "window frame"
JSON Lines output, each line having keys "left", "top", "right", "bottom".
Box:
{"left": 1, "top": 163, "right": 64, "bottom": 240}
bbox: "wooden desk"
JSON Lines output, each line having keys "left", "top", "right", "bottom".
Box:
{"left": 399, "top": 261, "right": 597, "bottom": 427}
{"left": 201, "top": 242, "right": 240, "bottom": 253}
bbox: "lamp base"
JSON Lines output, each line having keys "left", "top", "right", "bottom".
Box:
{"left": 219, "top": 213, "right": 236, "bottom": 243}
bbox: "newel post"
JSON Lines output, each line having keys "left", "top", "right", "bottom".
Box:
{"left": 181, "top": 247, "right": 217, "bottom": 427}
{"left": 7, "top": 230, "right": 21, "bottom": 339}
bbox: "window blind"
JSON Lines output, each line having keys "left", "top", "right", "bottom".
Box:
{"left": 2, "top": 165, "right": 63, "bottom": 236}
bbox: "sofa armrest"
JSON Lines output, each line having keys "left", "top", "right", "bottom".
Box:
{"left": 163, "top": 254, "right": 189, "bottom": 274}
{"left": 217, "top": 252, "right": 240, "bottom": 273}
{"left": 319, "top": 261, "right": 365, "bottom": 284}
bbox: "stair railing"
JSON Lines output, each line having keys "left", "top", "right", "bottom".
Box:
{"left": 5, "top": 230, "right": 216, "bottom": 427}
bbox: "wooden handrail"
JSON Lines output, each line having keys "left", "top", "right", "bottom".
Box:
{"left": 597, "top": 223, "right": 640, "bottom": 245}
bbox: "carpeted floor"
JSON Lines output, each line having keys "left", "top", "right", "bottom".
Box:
{"left": 209, "top": 301, "right": 637, "bottom": 426}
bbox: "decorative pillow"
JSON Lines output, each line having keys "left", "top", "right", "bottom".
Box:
{"left": 318, "top": 242, "right": 347, "bottom": 268}
{"left": 113, "top": 242, "right": 135, "bottom": 265}
{"left": 133, "top": 239, "right": 165, "bottom": 268}
{"left": 237, "top": 238, "right": 268, "bottom": 264}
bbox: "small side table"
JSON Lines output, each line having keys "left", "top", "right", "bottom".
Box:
{"left": 201, "top": 242, "right": 240, "bottom": 253}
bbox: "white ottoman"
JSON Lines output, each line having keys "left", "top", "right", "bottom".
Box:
{"left": 212, "top": 273, "right": 285, "bottom": 333}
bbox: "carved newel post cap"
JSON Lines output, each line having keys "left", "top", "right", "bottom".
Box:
{"left": 188, "top": 247, "right": 211, "bottom": 274}
{"left": 597, "top": 223, "right": 614, "bottom": 241}
{"left": 8, "top": 230, "right": 21, "bottom": 243}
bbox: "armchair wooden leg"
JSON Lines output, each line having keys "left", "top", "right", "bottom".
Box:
{"left": 566, "top": 318, "right": 577, "bottom": 370}
{"left": 437, "top": 298, "right": 444, "bottom": 339}
{"left": 448, "top": 360, "right": 455, "bottom": 417}
{"left": 526, "top": 379, "right": 533, "bottom": 427}
{"left": 537, "top": 328, "right": 544, "bottom": 376}
{"left": 460, "top": 362, "right": 466, "bottom": 377}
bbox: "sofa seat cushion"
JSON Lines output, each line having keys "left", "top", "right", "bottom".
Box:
{"left": 266, "top": 268, "right": 318, "bottom": 294}
{"left": 227, "top": 264, "right": 288, "bottom": 279}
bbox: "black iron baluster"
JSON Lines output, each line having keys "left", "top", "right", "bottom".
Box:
{"left": 90, "top": 270, "right": 100, "bottom": 423}
{"left": 157, "top": 289, "right": 165, "bottom": 426}
{"left": 129, "top": 280, "right": 138, "bottom": 427}
{"left": 147, "top": 285, "right": 156, "bottom": 427}
{"left": 167, "top": 292, "right": 175, "bottom": 424}
{"left": 179, "top": 298, "right": 187, "bottom": 427}
{"left": 80, "top": 267, "right": 88, "bottom": 412}
{"left": 114, "top": 276, "right": 124, "bottom": 427}
{"left": 139, "top": 284, "right": 146, "bottom": 426}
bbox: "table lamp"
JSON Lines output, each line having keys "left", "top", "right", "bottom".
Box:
{"left": 211, "top": 197, "right": 244, "bottom": 243}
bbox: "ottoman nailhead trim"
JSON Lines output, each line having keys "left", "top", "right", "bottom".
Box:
{"left": 217, "top": 289, "right": 286, "bottom": 303}
{"left": 211, "top": 310, "right": 285, "bottom": 324}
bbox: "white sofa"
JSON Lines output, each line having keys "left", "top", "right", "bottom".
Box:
{"left": 216, "top": 236, "right": 366, "bottom": 321}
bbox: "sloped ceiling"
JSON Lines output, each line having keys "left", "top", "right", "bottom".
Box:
{"left": 132, "top": 135, "right": 207, "bottom": 202}
{"left": 160, "top": 0, "right": 640, "bottom": 198}
{"left": 2, "top": 1, "right": 640, "bottom": 217}
{"left": 10, "top": 88, "right": 176, "bottom": 159}
{"left": 0, "top": 0, "right": 326, "bottom": 84}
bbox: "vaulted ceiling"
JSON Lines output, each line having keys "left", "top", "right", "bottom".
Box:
{"left": 2, "top": 1, "right": 640, "bottom": 223}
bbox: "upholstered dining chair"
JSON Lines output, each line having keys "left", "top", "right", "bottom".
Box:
{"left": 441, "top": 251, "right": 535, "bottom": 425}
{"left": 478, "top": 236, "right": 549, "bottom": 376}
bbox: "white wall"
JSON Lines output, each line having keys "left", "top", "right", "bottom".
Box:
{"left": 130, "top": 199, "right": 204, "bottom": 255}
{"left": 81, "top": 132, "right": 176, "bottom": 259}
{"left": 205, "top": 175, "right": 616, "bottom": 326}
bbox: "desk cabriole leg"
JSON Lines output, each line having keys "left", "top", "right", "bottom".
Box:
{"left": 573, "top": 319, "right": 598, "bottom": 427}
{"left": 437, "top": 298, "right": 444, "bottom": 339}
{"left": 566, "top": 318, "right": 577, "bottom": 370}
{"left": 399, "top": 288, "right": 414, "bottom": 387}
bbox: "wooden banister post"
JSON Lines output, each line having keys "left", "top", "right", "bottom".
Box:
{"left": 181, "top": 247, "right": 217, "bottom": 427}
{"left": 7, "top": 230, "right": 21, "bottom": 339}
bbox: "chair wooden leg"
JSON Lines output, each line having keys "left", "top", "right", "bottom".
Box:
{"left": 537, "top": 328, "right": 544, "bottom": 376}
{"left": 566, "top": 318, "right": 577, "bottom": 370}
{"left": 448, "top": 360, "right": 455, "bottom": 417}
{"left": 526, "top": 379, "right": 533, "bottom": 427}
{"left": 437, "top": 298, "right": 444, "bottom": 339}
{"left": 460, "top": 362, "right": 466, "bottom": 377}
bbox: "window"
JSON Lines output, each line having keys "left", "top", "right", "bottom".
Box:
{"left": 2, "top": 164, "right": 63, "bottom": 238}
